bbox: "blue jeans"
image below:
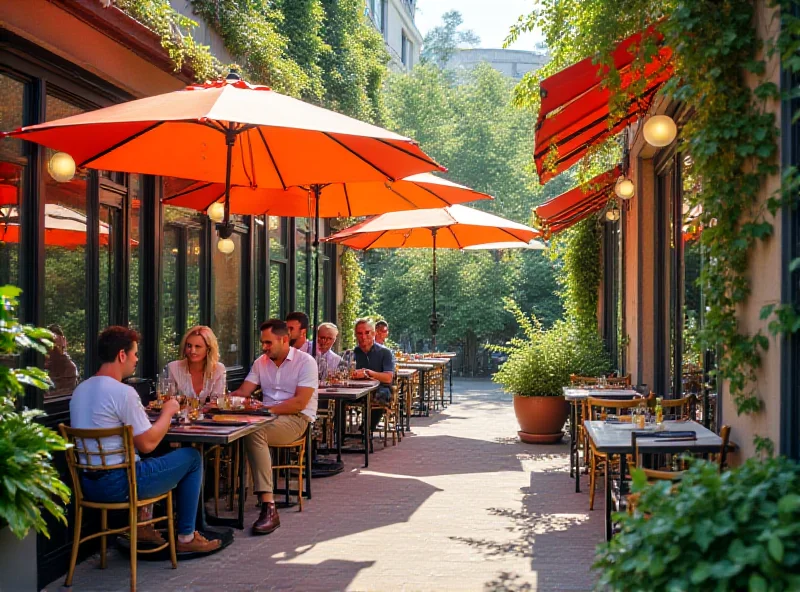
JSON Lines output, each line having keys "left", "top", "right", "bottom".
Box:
{"left": 81, "top": 447, "right": 202, "bottom": 536}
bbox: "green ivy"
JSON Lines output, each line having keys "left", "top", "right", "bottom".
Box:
{"left": 337, "top": 247, "right": 362, "bottom": 350}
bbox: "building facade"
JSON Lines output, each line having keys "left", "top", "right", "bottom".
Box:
{"left": 0, "top": 1, "right": 337, "bottom": 586}
{"left": 365, "top": 0, "right": 422, "bottom": 71}
{"left": 445, "top": 48, "right": 550, "bottom": 80}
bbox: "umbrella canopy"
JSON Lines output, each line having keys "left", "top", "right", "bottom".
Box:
{"left": 463, "top": 240, "right": 546, "bottom": 250}
{"left": 323, "top": 204, "right": 539, "bottom": 250}
{"left": 162, "top": 172, "right": 492, "bottom": 217}
{"left": 2, "top": 75, "right": 443, "bottom": 188}
{"left": 0, "top": 204, "right": 113, "bottom": 247}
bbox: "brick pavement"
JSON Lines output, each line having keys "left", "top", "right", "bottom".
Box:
{"left": 49, "top": 379, "right": 603, "bottom": 592}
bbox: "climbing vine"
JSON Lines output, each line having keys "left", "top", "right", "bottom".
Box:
{"left": 338, "top": 247, "right": 363, "bottom": 350}
{"left": 512, "top": 1, "right": 800, "bottom": 451}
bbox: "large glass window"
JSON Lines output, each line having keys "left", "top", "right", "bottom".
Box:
{"left": 254, "top": 216, "right": 266, "bottom": 355}
{"left": 295, "top": 218, "right": 311, "bottom": 314}
{"left": 129, "top": 175, "right": 142, "bottom": 332}
{"left": 160, "top": 224, "right": 180, "bottom": 369}
{"left": 212, "top": 220, "right": 245, "bottom": 367}
{"left": 0, "top": 74, "right": 25, "bottom": 297}
{"left": 269, "top": 216, "right": 288, "bottom": 319}
{"left": 43, "top": 93, "right": 87, "bottom": 393}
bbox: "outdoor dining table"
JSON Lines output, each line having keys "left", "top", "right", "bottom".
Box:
{"left": 420, "top": 357, "right": 451, "bottom": 409}
{"left": 318, "top": 380, "right": 379, "bottom": 468}
{"left": 161, "top": 414, "right": 275, "bottom": 531}
{"left": 396, "top": 362, "right": 436, "bottom": 416}
{"left": 583, "top": 419, "right": 724, "bottom": 541}
{"left": 562, "top": 387, "right": 640, "bottom": 493}
{"left": 433, "top": 352, "right": 457, "bottom": 402}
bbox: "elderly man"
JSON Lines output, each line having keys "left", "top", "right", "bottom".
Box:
{"left": 351, "top": 318, "right": 394, "bottom": 430}
{"left": 316, "top": 322, "right": 342, "bottom": 375}
{"left": 375, "top": 320, "right": 389, "bottom": 346}
{"left": 232, "top": 319, "right": 318, "bottom": 535}
{"left": 286, "top": 311, "right": 312, "bottom": 354}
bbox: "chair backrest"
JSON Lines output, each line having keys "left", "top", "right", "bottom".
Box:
{"left": 587, "top": 396, "right": 644, "bottom": 420}
{"left": 659, "top": 394, "right": 696, "bottom": 420}
{"left": 632, "top": 430, "right": 697, "bottom": 481}
{"left": 570, "top": 374, "right": 601, "bottom": 386}
{"left": 717, "top": 425, "right": 731, "bottom": 471}
{"left": 58, "top": 424, "right": 138, "bottom": 504}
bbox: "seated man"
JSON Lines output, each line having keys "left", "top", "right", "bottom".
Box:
{"left": 374, "top": 320, "right": 389, "bottom": 346}
{"left": 232, "top": 319, "right": 318, "bottom": 535}
{"left": 69, "top": 326, "right": 220, "bottom": 553}
{"left": 351, "top": 318, "right": 394, "bottom": 430}
{"left": 286, "top": 311, "right": 312, "bottom": 354}
{"left": 316, "top": 322, "right": 342, "bottom": 376}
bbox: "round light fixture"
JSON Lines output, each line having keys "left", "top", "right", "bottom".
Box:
{"left": 605, "top": 204, "right": 621, "bottom": 222}
{"left": 643, "top": 115, "right": 678, "bottom": 148}
{"left": 207, "top": 201, "right": 225, "bottom": 223}
{"left": 614, "top": 176, "right": 635, "bottom": 201}
{"left": 47, "top": 152, "right": 76, "bottom": 183}
{"left": 217, "top": 237, "right": 235, "bottom": 254}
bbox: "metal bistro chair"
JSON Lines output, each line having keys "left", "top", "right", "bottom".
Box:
{"left": 59, "top": 424, "right": 177, "bottom": 592}
{"left": 371, "top": 384, "right": 402, "bottom": 447}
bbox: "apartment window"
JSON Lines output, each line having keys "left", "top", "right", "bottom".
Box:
{"left": 372, "top": 0, "right": 384, "bottom": 32}
{"left": 401, "top": 31, "right": 410, "bottom": 67}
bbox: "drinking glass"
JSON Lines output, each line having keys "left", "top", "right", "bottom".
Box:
{"left": 317, "top": 355, "right": 329, "bottom": 386}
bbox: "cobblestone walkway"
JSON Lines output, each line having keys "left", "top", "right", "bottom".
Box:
{"left": 51, "top": 379, "right": 603, "bottom": 592}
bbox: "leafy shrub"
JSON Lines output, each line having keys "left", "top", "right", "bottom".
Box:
{"left": 491, "top": 298, "right": 610, "bottom": 396}
{"left": 594, "top": 457, "right": 800, "bottom": 591}
{"left": 0, "top": 285, "right": 70, "bottom": 539}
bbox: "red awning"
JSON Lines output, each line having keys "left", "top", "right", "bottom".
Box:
{"left": 535, "top": 27, "right": 672, "bottom": 184}
{"left": 534, "top": 167, "right": 619, "bottom": 236}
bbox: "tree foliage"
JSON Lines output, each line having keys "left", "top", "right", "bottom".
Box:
{"left": 420, "top": 10, "right": 480, "bottom": 68}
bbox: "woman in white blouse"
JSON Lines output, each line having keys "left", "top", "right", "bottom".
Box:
{"left": 166, "top": 325, "right": 226, "bottom": 401}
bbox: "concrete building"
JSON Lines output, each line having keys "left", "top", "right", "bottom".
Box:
{"left": 365, "top": 0, "right": 422, "bottom": 72}
{"left": 446, "top": 48, "right": 550, "bottom": 80}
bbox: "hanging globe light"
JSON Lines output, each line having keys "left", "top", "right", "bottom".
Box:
{"left": 207, "top": 201, "right": 225, "bottom": 223}
{"left": 217, "top": 237, "right": 235, "bottom": 254}
{"left": 605, "top": 203, "right": 621, "bottom": 222}
{"left": 643, "top": 115, "right": 678, "bottom": 148}
{"left": 47, "top": 152, "right": 76, "bottom": 182}
{"left": 614, "top": 176, "right": 635, "bottom": 201}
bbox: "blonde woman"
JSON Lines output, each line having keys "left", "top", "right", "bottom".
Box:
{"left": 166, "top": 326, "right": 226, "bottom": 400}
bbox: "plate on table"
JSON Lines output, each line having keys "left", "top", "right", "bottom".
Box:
{"left": 194, "top": 419, "right": 248, "bottom": 427}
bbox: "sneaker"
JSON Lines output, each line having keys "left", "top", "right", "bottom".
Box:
{"left": 176, "top": 531, "right": 222, "bottom": 553}
{"left": 136, "top": 524, "right": 165, "bottom": 545}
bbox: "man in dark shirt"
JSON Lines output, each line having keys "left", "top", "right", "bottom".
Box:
{"left": 352, "top": 318, "right": 394, "bottom": 430}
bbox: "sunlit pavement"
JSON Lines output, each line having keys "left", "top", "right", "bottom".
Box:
{"left": 50, "top": 379, "right": 603, "bottom": 592}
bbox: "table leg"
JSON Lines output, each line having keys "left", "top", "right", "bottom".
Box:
{"left": 569, "top": 402, "right": 576, "bottom": 478}
{"left": 364, "top": 395, "right": 371, "bottom": 467}
{"left": 197, "top": 443, "right": 207, "bottom": 530}
{"left": 336, "top": 401, "right": 343, "bottom": 463}
{"left": 575, "top": 403, "right": 581, "bottom": 493}
{"left": 237, "top": 439, "right": 246, "bottom": 530}
{"left": 449, "top": 361, "right": 453, "bottom": 404}
{"left": 605, "top": 453, "right": 613, "bottom": 541}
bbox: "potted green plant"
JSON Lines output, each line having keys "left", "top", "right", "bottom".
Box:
{"left": 492, "top": 299, "right": 610, "bottom": 443}
{"left": 0, "top": 286, "right": 71, "bottom": 591}
{"left": 594, "top": 457, "right": 800, "bottom": 591}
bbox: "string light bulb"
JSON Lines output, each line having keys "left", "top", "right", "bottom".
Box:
{"left": 47, "top": 152, "right": 76, "bottom": 182}
{"left": 643, "top": 115, "right": 678, "bottom": 148}
{"left": 207, "top": 201, "right": 225, "bottom": 223}
{"left": 605, "top": 202, "right": 621, "bottom": 222}
{"left": 217, "top": 237, "right": 235, "bottom": 254}
{"left": 614, "top": 176, "right": 635, "bottom": 200}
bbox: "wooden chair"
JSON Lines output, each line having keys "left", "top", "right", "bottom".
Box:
{"left": 371, "top": 385, "right": 402, "bottom": 447}
{"left": 658, "top": 394, "right": 696, "bottom": 420}
{"left": 586, "top": 397, "right": 646, "bottom": 511}
{"left": 59, "top": 424, "right": 177, "bottom": 592}
{"left": 570, "top": 374, "right": 632, "bottom": 388}
{"left": 271, "top": 425, "right": 311, "bottom": 511}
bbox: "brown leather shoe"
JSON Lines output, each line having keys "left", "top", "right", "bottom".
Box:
{"left": 176, "top": 531, "right": 221, "bottom": 553}
{"left": 136, "top": 524, "right": 166, "bottom": 545}
{"left": 252, "top": 502, "right": 280, "bottom": 535}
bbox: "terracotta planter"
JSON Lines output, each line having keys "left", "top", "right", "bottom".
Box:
{"left": 513, "top": 395, "right": 569, "bottom": 444}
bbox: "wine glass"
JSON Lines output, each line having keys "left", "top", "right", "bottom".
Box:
{"left": 317, "top": 355, "right": 329, "bottom": 386}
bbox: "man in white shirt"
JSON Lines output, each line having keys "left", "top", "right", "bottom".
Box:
{"left": 286, "top": 311, "right": 312, "bottom": 355}
{"left": 316, "top": 322, "right": 342, "bottom": 376}
{"left": 70, "top": 326, "right": 220, "bottom": 553}
{"left": 232, "top": 319, "right": 318, "bottom": 535}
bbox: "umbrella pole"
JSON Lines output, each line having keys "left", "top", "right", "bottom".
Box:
{"left": 311, "top": 185, "right": 321, "bottom": 359}
{"left": 430, "top": 228, "right": 438, "bottom": 350}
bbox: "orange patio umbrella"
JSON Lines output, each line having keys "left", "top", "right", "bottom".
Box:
{"left": 162, "top": 172, "right": 491, "bottom": 217}
{"left": 4, "top": 71, "right": 444, "bottom": 356}
{"left": 324, "top": 204, "right": 539, "bottom": 346}
{"left": 0, "top": 204, "right": 115, "bottom": 248}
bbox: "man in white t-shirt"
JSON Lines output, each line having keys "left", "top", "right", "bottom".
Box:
{"left": 231, "top": 319, "right": 318, "bottom": 535}
{"left": 70, "top": 326, "right": 220, "bottom": 553}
